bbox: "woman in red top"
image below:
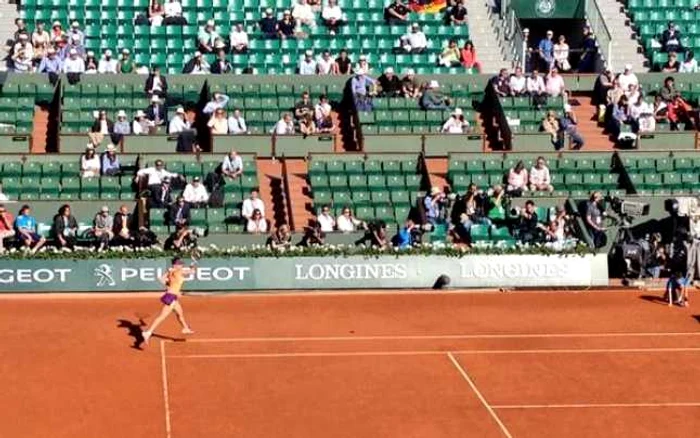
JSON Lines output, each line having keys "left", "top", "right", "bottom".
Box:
{"left": 460, "top": 40, "right": 481, "bottom": 72}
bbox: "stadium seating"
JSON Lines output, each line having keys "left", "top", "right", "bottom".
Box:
{"left": 618, "top": 151, "right": 700, "bottom": 196}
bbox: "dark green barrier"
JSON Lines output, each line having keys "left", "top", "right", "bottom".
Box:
{"left": 123, "top": 135, "right": 178, "bottom": 153}
{"left": 212, "top": 135, "right": 272, "bottom": 156}
{"left": 363, "top": 135, "right": 422, "bottom": 153}
{"left": 424, "top": 134, "right": 484, "bottom": 156}
{"left": 637, "top": 132, "right": 696, "bottom": 150}
{"left": 0, "top": 134, "right": 30, "bottom": 153}
{"left": 511, "top": 133, "right": 557, "bottom": 152}
{"left": 59, "top": 134, "right": 90, "bottom": 153}
{"left": 275, "top": 135, "right": 334, "bottom": 157}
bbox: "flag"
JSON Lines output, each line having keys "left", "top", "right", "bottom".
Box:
{"left": 409, "top": 0, "right": 448, "bottom": 14}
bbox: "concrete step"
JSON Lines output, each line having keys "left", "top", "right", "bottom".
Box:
{"left": 284, "top": 159, "right": 313, "bottom": 231}
{"left": 255, "top": 158, "right": 289, "bottom": 230}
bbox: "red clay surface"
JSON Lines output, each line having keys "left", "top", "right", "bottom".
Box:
{"left": 1, "top": 290, "right": 700, "bottom": 438}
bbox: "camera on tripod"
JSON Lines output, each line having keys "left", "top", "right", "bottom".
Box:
{"left": 604, "top": 196, "right": 650, "bottom": 227}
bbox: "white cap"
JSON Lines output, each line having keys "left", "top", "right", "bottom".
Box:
{"left": 265, "top": 7, "right": 273, "bottom": 13}
{"left": 359, "top": 54, "right": 367, "bottom": 60}
{"left": 106, "top": 144, "right": 116, "bottom": 152}
{"left": 384, "top": 66, "right": 394, "bottom": 74}
{"left": 428, "top": 80, "right": 439, "bottom": 88}
{"left": 546, "top": 29, "right": 553, "bottom": 35}
{"left": 69, "top": 48, "right": 77, "bottom": 55}
{"left": 87, "top": 50, "right": 94, "bottom": 57}
{"left": 452, "top": 107, "right": 463, "bottom": 116}
{"left": 283, "top": 9, "right": 290, "bottom": 14}
{"left": 19, "top": 33, "right": 28, "bottom": 39}
{"left": 176, "top": 107, "right": 185, "bottom": 114}
{"left": 564, "top": 103, "right": 573, "bottom": 113}
{"left": 117, "top": 110, "right": 126, "bottom": 117}
{"left": 194, "top": 51, "right": 202, "bottom": 57}
{"left": 405, "top": 68, "right": 415, "bottom": 75}
{"left": 411, "top": 22, "right": 419, "bottom": 28}
{"left": 523, "top": 27, "right": 529, "bottom": 33}
{"left": 135, "top": 110, "right": 145, "bottom": 118}
{"left": 71, "top": 21, "right": 79, "bottom": 27}
{"left": 305, "top": 49, "right": 313, "bottom": 56}
{"left": 104, "top": 49, "right": 112, "bottom": 56}
{"left": 151, "top": 95, "right": 160, "bottom": 103}
{"left": 122, "top": 48, "right": 130, "bottom": 54}
{"left": 52, "top": 21, "right": 61, "bottom": 27}
{"left": 207, "top": 19, "right": 215, "bottom": 26}
{"left": 624, "top": 64, "right": 632, "bottom": 70}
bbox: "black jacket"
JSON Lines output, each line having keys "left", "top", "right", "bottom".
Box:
{"left": 145, "top": 104, "right": 167, "bottom": 123}
{"left": 168, "top": 203, "right": 191, "bottom": 226}
{"left": 144, "top": 74, "right": 168, "bottom": 95}
{"left": 151, "top": 184, "right": 173, "bottom": 208}
{"left": 51, "top": 214, "right": 78, "bottom": 239}
{"left": 113, "top": 212, "right": 134, "bottom": 234}
{"left": 211, "top": 59, "right": 232, "bottom": 74}
{"left": 90, "top": 119, "right": 114, "bottom": 133}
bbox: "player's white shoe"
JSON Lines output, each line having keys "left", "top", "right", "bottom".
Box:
{"left": 142, "top": 330, "right": 152, "bottom": 344}
{"left": 182, "top": 327, "right": 195, "bottom": 335}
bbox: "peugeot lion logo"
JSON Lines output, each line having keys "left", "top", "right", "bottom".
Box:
{"left": 536, "top": 0, "right": 556, "bottom": 17}
{"left": 94, "top": 264, "right": 116, "bottom": 287}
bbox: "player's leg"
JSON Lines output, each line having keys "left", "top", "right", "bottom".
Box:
{"left": 142, "top": 305, "right": 174, "bottom": 342}
{"left": 172, "top": 301, "right": 194, "bottom": 334}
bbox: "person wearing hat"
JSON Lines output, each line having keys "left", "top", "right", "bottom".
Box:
{"left": 144, "top": 66, "right": 168, "bottom": 98}
{"left": 117, "top": 49, "right": 134, "bottom": 74}
{"left": 384, "top": 0, "right": 409, "bottom": 24}
{"left": 298, "top": 50, "right": 317, "bottom": 75}
{"left": 229, "top": 23, "right": 249, "bottom": 53}
{"left": 292, "top": 0, "right": 317, "bottom": 30}
{"left": 80, "top": 145, "right": 101, "bottom": 178}
{"left": 11, "top": 48, "right": 32, "bottom": 73}
{"left": 321, "top": 0, "right": 345, "bottom": 35}
{"left": 68, "top": 21, "right": 84, "bottom": 47}
{"left": 537, "top": 30, "right": 555, "bottom": 71}
{"left": 211, "top": 49, "right": 232, "bottom": 74}
{"left": 37, "top": 47, "right": 63, "bottom": 75}
{"left": 102, "top": 144, "right": 122, "bottom": 176}
{"left": 132, "top": 110, "right": 152, "bottom": 135}
{"left": 144, "top": 95, "right": 166, "bottom": 127}
{"left": 441, "top": 108, "right": 470, "bottom": 134}
{"left": 357, "top": 53, "right": 370, "bottom": 73}
{"left": 182, "top": 50, "right": 210, "bottom": 74}
{"left": 316, "top": 50, "right": 334, "bottom": 75}
{"left": 421, "top": 80, "right": 451, "bottom": 110}
{"left": 50, "top": 21, "right": 64, "bottom": 44}
{"left": 423, "top": 187, "right": 446, "bottom": 225}
{"left": 198, "top": 19, "right": 220, "bottom": 53}
{"left": 92, "top": 206, "right": 115, "bottom": 251}
{"left": 401, "top": 68, "right": 420, "bottom": 98}
{"left": 618, "top": 64, "right": 638, "bottom": 91}
{"left": 401, "top": 23, "right": 427, "bottom": 53}
{"left": 98, "top": 49, "right": 118, "bottom": 74}
{"left": 183, "top": 176, "right": 210, "bottom": 208}
{"left": 84, "top": 50, "right": 98, "bottom": 73}
{"left": 113, "top": 110, "right": 131, "bottom": 135}
{"left": 378, "top": 67, "right": 401, "bottom": 97}
{"left": 278, "top": 9, "right": 296, "bottom": 39}
{"left": 31, "top": 22, "right": 50, "bottom": 61}
{"left": 163, "top": 0, "right": 186, "bottom": 25}
{"left": 259, "top": 8, "right": 278, "bottom": 39}
{"left": 169, "top": 107, "right": 190, "bottom": 134}
{"left": 350, "top": 67, "right": 377, "bottom": 111}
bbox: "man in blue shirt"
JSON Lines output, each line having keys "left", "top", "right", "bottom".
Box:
{"left": 351, "top": 70, "right": 376, "bottom": 111}
{"left": 101, "top": 144, "right": 121, "bottom": 176}
{"left": 37, "top": 47, "right": 62, "bottom": 74}
{"left": 15, "top": 204, "right": 46, "bottom": 255}
{"left": 395, "top": 219, "right": 416, "bottom": 248}
{"left": 423, "top": 187, "right": 446, "bottom": 225}
{"left": 203, "top": 93, "right": 230, "bottom": 115}
{"left": 538, "top": 30, "right": 554, "bottom": 72}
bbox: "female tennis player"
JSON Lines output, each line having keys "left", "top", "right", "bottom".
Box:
{"left": 142, "top": 256, "right": 196, "bottom": 343}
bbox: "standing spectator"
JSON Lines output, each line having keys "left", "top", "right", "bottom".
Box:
{"left": 222, "top": 149, "right": 244, "bottom": 179}
{"left": 294, "top": 91, "right": 314, "bottom": 120}
{"left": 98, "top": 49, "right": 118, "bottom": 74}
{"left": 229, "top": 23, "right": 249, "bottom": 53}
{"left": 317, "top": 51, "right": 334, "bottom": 75}
{"left": 144, "top": 66, "right": 168, "bottom": 98}
{"left": 81, "top": 146, "right": 101, "bottom": 178}
{"left": 351, "top": 69, "right": 377, "bottom": 111}
{"left": 618, "top": 64, "right": 639, "bottom": 92}
{"left": 506, "top": 161, "right": 528, "bottom": 195}
{"left": 460, "top": 41, "right": 480, "bottom": 71}
{"left": 337, "top": 207, "right": 364, "bottom": 232}
{"left": 333, "top": 49, "right": 352, "bottom": 75}
{"left": 560, "top": 104, "right": 585, "bottom": 149}
{"left": 259, "top": 9, "right": 278, "bottom": 39}
{"left": 545, "top": 67, "right": 566, "bottom": 97}
{"left": 168, "top": 196, "right": 191, "bottom": 226}
{"left": 553, "top": 35, "right": 571, "bottom": 72}
{"left": 578, "top": 26, "right": 598, "bottom": 73}
{"left": 208, "top": 108, "right": 229, "bottom": 135}
{"left": 137, "top": 159, "right": 179, "bottom": 188}
{"left": 541, "top": 110, "right": 562, "bottom": 150}
{"left": 15, "top": 205, "right": 46, "bottom": 254}
{"left": 384, "top": 0, "right": 410, "bottom": 24}
{"left": 0, "top": 205, "right": 14, "bottom": 252}
{"left": 274, "top": 113, "right": 295, "bottom": 135}
{"left": 145, "top": 95, "right": 166, "bottom": 126}
{"left": 529, "top": 157, "right": 553, "bottom": 192}
{"left": 492, "top": 68, "right": 511, "bottom": 97}
{"left": 421, "top": 80, "right": 451, "bottom": 110}
{"left": 316, "top": 205, "right": 336, "bottom": 232}
{"left": 62, "top": 48, "right": 85, "bottom": 74}
{"left": 150, "top": 177, "right": 174, "bottom": 208}
{"left": 298, "top": 50, "right": 317, "bottom": 75}
{"left": 441, "top": 108, "right": 470, "bottom": 133}
{"left": 292, "top": 0, "right": 317, "bottom": 30}
{"left": 92, "top": 206, "right": 114, "bottom": 250}
{"left": 321, "top": 0, "right": 345, "bottom": 35}
{"left": 37, "top": 47, "right": 62, "bottom": 75}
{"left": 168, "top": 107, "right": 190, "bottom": 134}
{"left": 203, "top": 92, "right": 230, "bottom": 115}
{"left": 211, "top": 49, "right": 232, "bottom": 74}
{"left": 247, "top": 209, "right": 268, "bottom": 234}
{"left": 661, "top": 21, "right": 683, "bottom": 53}
{"left": 182, "top": 51, "right": 210, "bottom": 74}
{"left": 133, "top": 110, "right": 152, "bottom": 135}
{"left": 52, "top": 204, "right": 78, "bottom": 249}
{"left": 378, "top": 67, "right": 402, "bottom": 97}
{"left": 509, "top": 66, "right": 527, "bottom": 96}
{"left": 117, "top": 49, "right": 134, "bottom": 74}
{"left": 149, "top": 0, "right": 165, "bottom": 26}
{"left": 402, "top": 69, "right": 421, "bottom": 98}
{"left": 315, "top": 95, "right": 333, "bottom": 132}
{"left": 538, "top": 30, "right": 555, "bottom": 71}
{"left": 113, "top": 205, "right": 134, "bottom": 244}
{"left": 113, "top": 110, "right": 131, "bottom": 135}
{"left": 438, "top": 39, "right": 461, "bottom": 67}
{"left": 680, "top": 50, "right": 698, "bottom": 73}
{"left": 198, "top": 20, "right": 220, "bottom": 53}
{"left": 593, "top": 68, "right": 614, "bottom": 113}
{"left": 68, "top": 22, "right": 85, "bottom": 47}
{"left": 401, "top": 23, "right": 427, "bottom": 53}
{"left": 278, "top": 10, "right": 296, "bottom": 39}
{"left": 423, "top": 187, "right": 446, "bottom": 225}
{"left": 585, "top": 192, "right": 606, "bottom": 248}
{"left": 242, "top": 189, "right": 265, "bottom": 222}
{"left": 227, "top": 109, "right": 247, "bottom": 134}
{"left": 31, "top": 22, "right": 50, "bottom": 62}
{"left": 102, "top": 144, "right": 121, "bottom": 176}
{"left": 164, "top": 0, "right": 186, "bottom": 25}
{"left": 183, "top": 177, "right": 209, "bottom": 207}
{"left": 661, "top": 51, "right": 680, "bottom": 72}
{"left": 445, "top": 0, "right": 468, "bottom": 25}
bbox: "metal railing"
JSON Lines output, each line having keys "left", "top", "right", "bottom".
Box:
{"left": 585, "top": 0, "right": 613, "bottom": 70}
{"left": 503, "top": 8, "right": 526, "bottom": 71}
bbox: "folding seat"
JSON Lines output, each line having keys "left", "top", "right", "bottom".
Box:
{"left": 101, "top": 176, "right": 121, "bottom": 200}
{"left": 344, "top": 160, "right": 363, "bottom": 175}
{"left": 391, "top": 190, "right": 410, "bottom": 206}
{"left": 374, "top": 206, "right": 394, "bottom": 222}
{"left": 22, "top": 161, "right": 42, "bottom": 179}
{"left": 60, "top": 177, "right": 81, "bottom": 200}
{"left": 364, "top": 159, "right": 383, "bottom": 174}
{"left": 80, "top": 177, "right": 100, "bottom": 200}
{"left": 328, "top": 174, "right": 348, "bottom": 189}
{"left": 367, "top": 175, "right": 386, "bottom": 191}
{"left": 206, "top": 208, "right": 227, "bottom": 234}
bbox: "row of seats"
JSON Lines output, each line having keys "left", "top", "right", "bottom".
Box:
{"left": 448, "top": 156, "right": 613, "bottom": 178}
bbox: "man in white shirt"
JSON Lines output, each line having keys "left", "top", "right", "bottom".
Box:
{"left": 98, "top": 49, "right": 118, "bottom": 74}
{"left": 274, "top": 113, "right": 295, "bottom": 135}
{"left": 62, "top": 48, "right": 85, "bottom": 73}
{"left": 198, "top": 20, "right": 220, "bottom": 53}
{"left": 529, "top": 156, "right": 553, "bottom": 192}
{"left": 68, "top": 21, "right": 85, "bottom": 46}
{"left": 164, "top": 0, "right": 183, "bottom": 19}
{"left": 509, "top": 66, "right": 527, "bottom": 96}
{"left": 182, "top": 176, "right": 210, "bottom": 207}
{"left": 401, "top": 23, "right": 427, "bottom": 53}
{"left": 316, "top": 205, "right": 336, "bottom": 232}
{"left": 545, "top": 68, "right": 566, "bottom": 97}
{"left": 168, "top": 107, "right": 190, "bottom": 134}
{"left": 315, "top": 94, "right": 333, "bottom": 131}
{"left": 441, "top": 108, "right": 469, "bottom": 133}
{"left": 13, "top": 34, "right": 34, "bottom": 61}
{"left": 229, "top": 24, "right": 249, "bottom": 53}
{"left": 203, "top": 93, "right": 230, "bottom": 115}
{"left": 321, "top": 0, "right": 345, "bottom": 35}
{"left": 227, "top": 109, "right": 247, "bottom": 134}
{"left": 292, "top": 0, "right": 317, "bottom": 30}
{"left": 618, "top": 64, "right": 639, "bottom": 91}
{"left": 136, "top": 159, "right": 179, "bottom": 187}
{"left": 299, "top": 50, "right": 317, "bottom": 75}
{"left": 241, "top": 189, "right": 265, "bottom": 220}
{"left": 222, "top": 150, "right": 243, "bottom": 179}
{"left": 316, "top": 51, "right": 334, "bottom": 75}
{"left": 526, "top": 70, "right": 546, "bottom": 95}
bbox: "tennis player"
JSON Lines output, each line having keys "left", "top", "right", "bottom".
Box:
{"left": 142, "top": 256, "right": 196, "bottom": 343}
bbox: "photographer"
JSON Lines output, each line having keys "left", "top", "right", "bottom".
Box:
{"left": 515, "top": 200, "right": 540, "bottom": 244}
{"left": 299, "top": 223, "right": 326, "bottom": 247}
{"left": 454, "top": 186, "right": 492, "bottom": 245}
{"left": 356, "top": 220, "right": 388, "bottom": 249}
{"left": 423, "top": 187, "right": 447, "bottom": 225}
{"left": 164, "top": 222, "right": 196, "bottom": 251}
{"left": 393, "top": 218, "right": 420, "bottom": 248}
{"left": 585, "top": 192, "right": 607, "bottom": 248}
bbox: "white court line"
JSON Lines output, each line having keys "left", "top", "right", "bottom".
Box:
{"left": 181, "top": 332, "right": 700, "bottom": 343}
{"left": 160, "top": 341, "right": 172, "bottom": 438}
{"left": 167, "top": 347, "right": 700, "bottom": 359}
{"left": 447, "top": 352, "right": 513, "bottom": 438}
{"left": 492, "top": 402, "right": 700, "bottom": 409}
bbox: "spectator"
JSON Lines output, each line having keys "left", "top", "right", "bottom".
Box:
{"left": 168, "top": 107, "right": 190, "bottom": 134}
{"left": 31, "top": 22, "right": 50, "bottom": 61}
{"left": 15, "top": 205, "right": 46, "bottom": 255}
{"left": 609, "top": 94, "right": 631, "bottom": 138}
{"left": 317, "top": 51, "right": 334, "bottom": 75}
{"left": 114, "top": 48, "right": 134, "bottom": 73}
{"left": 203, "top": 92, "right": 230, "bottom": 115}
{"left": 165, "top": 222, "right": 195, "bottom": 251}
{"left": 661, "top": 51, "right": 681, "bottom": 73}
{"left": 164, "top": 0, "right": 186, "bottom": 24}
{"left": 144, "top": 95, "right": 165, "bottom": 128}
{"left": 208, "top": 108, "right": 229, "bottom": 135}
{"left": 660, "top": 76, "right": 680, "bottom": 102}
{"left": 585, "top": 192, "right": 606, "bottom": 248}
{"left": 259, "top": 9, "right": 278, "bottom": 39}
{"left": 37, "top": 47, "right": 62, "bottom": 75}
{"left": 13, "top": 18, "right": 29, "bottom": 43}
{"left": 357, "top": 54, "right": 371, "bottom": 73}
{"left": 423, "top": 187, "right": 446, "bottom": 225}
{"left": 541, "top": 110, "right": 562, "bottom": 150}
{"left": 242, "top": 189, "right": 265, "bottom": 222}
{"left": 560, "top": 104, "right": 584, "bottom": 149}
{"left": 626, "top": 83, "right": 641, "bottom": 104}
{"left": 98, "top": 49, "right": 118, "bottom": 74}
{"left": 52, "top": 204, "right": 78, "bottom": 249}
{"left": 92, "top": 206, "right": 114, "bottom": 250}
{"left": 509, "top": 66, "right": 527, "bottom": 96}
{"left": 267, "top": 224, "right": 292, "bottom": 249}
{"left": 227, "top": 108, "right": 248, "bottom": 134}
{"left": 183, "top": 176, "right": 209, "bottom": 207}
{"left": 351, "top": 68, "right": 377, "bottom": 111}
{"left": 321, "top": 0, "right": 345, "bottom": 35}
{"left": 487, "top": 184, "right": 507, "bottom": 222}
{"left": 12, "top": 49, "right": 32, "bottom": 73}
{"left": 593, "top": 67, "right": 613, "bottom": 111}
{"left": 661, "top": 21, "right": 683, "bottom": 53}
{"left": 653, "top": 94, "right": 669, "bottom": 123}
{"left": 113, "top": 110, "right": 131, "bottom": 135}
{"left": 334, "top": 49, "right": 352, "bottom": 74}
{"left": 68, "top": 22, "right": 83, "bottom": 46}
{"left": 151, "top": 177, "right": 174, "bottom": 208}
{"left": 606, "top": 77, "right": 624, "bottom": 107}
{"left": 144, "top": 66, "right": 168, "bottom": 99}
{"left": 169, "top": 196, "right": 191, "bottom": 226}
{"left": 50, "top": 21, "right": 64, "bottom": 45}
{"left": 132, "top": 110, "right": 152, "bottom": 135}
{"left": 299, "top": 223, "right": 326, "bottom": 247}
{"left": 137, "top": 159, "right": 179, "bottom": 188}
{"left": 441, "top": 108, "right": 470, "bottom": 133}
{"left": 113, "top": 205, "right": 134, "bottom": 243}
{"left": 538, "top": 30, "right": 555, "bottom": 71}
{"left": 315, "top": 95, "right": 333, "bottom": 132}
{"left": 384, "top": 0, "right": 410, "bottom": 24}
{"left": 62, "top": 48, "right": 85, "bottom": 73}
{"left": 438, "top": 39, "right": 461, "bottom": 67}
{"left": 460, "top": 40, "right": 480, "bottom": 71}
{"left": 90, "top": 110, "right": 113, "bottom": 139}
{"left": 211, "top": 49, "right": 232, "bottom": 74}
{"left": 149, "top": 0, "right": 165, "bottom": 26}
{"left": 228, "top": 23, "right": 249, "bottom": 53}
{"left": 401, "top": 68, "right": 421, "bottom": 98}
{"left": 395, "top": 219, "right": 417, "bottom": 248}
{"left": 545, "top": 67, "right": 566, "bottom": 97}
{"left": 299, "top": 50, "right": 317, "bottom": 75}
{"left": 102, "top": 144, "right": 121, "bottom": 176}
{"left": 292, "top": 0, "right": 317, "bottom": 30}
{"left": 421, "top": 80, "right": 451, "bottom": 110}
{"left": 629, "top": 95, "right": 655, "bottom": 133}
{"left": 274, "top": 113, "right": 295, "bottom": 135}
{"left": 294, "top": 91, "right": 314, "bottom": 120}
{"left": 456, "top": 191, "right": 492, "bottom": 243}
{"left": 553, "top": 35, "right": 571, "bottom": 71}
{"left": 278, "top": 10, "right": 296, "bottom": 39}
{"left": 182, "top": 51, "right": 210, "bottom": 74}
{"left": 680, "top": 50, "right": 698, "bottom": 73}
{"left": 0, "top": 205, "right": 15, "bottom": 252}
{"left": 401, "top": 23, "right": 428, "bottom": 53}
{"left": 80, "top": 146, "right": 101, "bottom": 178}
{"left": 578, "top": 26, "right": 598, "bottom": 73}
{"left": 492, "top": 68, "right": 511, "bottom": 97}
{"left": 516, "top": 200, "right": 539, "bottom": 244}
{"left": 378, "top": 67, "right": 401, "bottom": 97}
{"left": 543, "top": 206, "right": 569, "bottom": 247}
{"left": 84, "top": 51, "right": 98, "bottom": 74}
{"left": 12, "top": 33, "right": 34, "bottom": 61}
{"left": 507, "top": 160, "right": 528, "bottom": 195}
{"left": 0, "top": 183, "right": 8, "bottom": 201}
{"left": 337, "top": 206, "right": 364, "bottom": 232}
{"left": 198, "top": 20, "right": 219, "bottom": 53}
{"left": 529, "top": 157, "right": 553, "bottom": 192}
{"left": 316, "top": 204, "right": 336, "bottom": 232}
{"left": 668, "top": 94, "right": 697, "bottom": 130}
{"left": 618, "top": 64, "right": 639, "bottom": 92}
{"left": 222, "top": 149, "right": 244, "bottom": 179}
{"left": 445, "top": 0, "right": 468, "bottom": 25}
{"left": 299, "top": 113, "right": 317, "bottom": 136}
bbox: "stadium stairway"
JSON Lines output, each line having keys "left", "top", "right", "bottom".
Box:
{"left": 571, "top": 95, "right": 616, "bottom": 150}
{"left": 284, "top": 158, "right": 313, "bottom": 231}
{"left": 425, "top": 157, "right": 450, "bottom": 191}
{"left": 598, "top": 0, "right": 647, "bottom": 70}
{"left": 466, "top": 0, "right": 510, "bottom": 72}
{"left": 31, "top": 106, "right": 48, "bottom": 152}
{"left": 256, "top": 158, "right": 289, "bottom": 230}
{"left": 0, "top": 0, "right": 17, "bottom": 72}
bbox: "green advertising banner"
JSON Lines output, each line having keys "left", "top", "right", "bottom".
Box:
{"left": 510, "top": 0, "right": 584, "bottom": 19}
{"left": 0, "top": 255, "right": 608, "bottom": 292}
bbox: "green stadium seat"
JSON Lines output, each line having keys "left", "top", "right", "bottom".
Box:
{"left": 348, "top": 174, "right": 368, "bottom": 188}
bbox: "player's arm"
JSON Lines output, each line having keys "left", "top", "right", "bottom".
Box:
{"left": 158, "top": 269, "right": 170, "bottom": 287}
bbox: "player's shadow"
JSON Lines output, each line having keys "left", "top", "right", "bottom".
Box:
{"left": 638, "top": 295, "right": 670, "bottom": 306}
{"left": 692, "top": 315, "right": 700, "bottom": 324}
{"left": 117, "top": 319, "right": 185, "bottom": 350}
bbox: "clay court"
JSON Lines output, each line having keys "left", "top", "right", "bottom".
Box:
{"left": 2, "top": 289, "right": 700, "bottom": 438}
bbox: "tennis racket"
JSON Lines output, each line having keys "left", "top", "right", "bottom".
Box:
{"left": 189, "top": 248, "right": 202, "bottom": 266}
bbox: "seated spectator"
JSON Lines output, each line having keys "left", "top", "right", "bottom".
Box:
{"left": 492, "top": 68, "right": 511, "bottom": 97}
{"left": 333, "top": 49, "right": 352, "bottom": 75}
{"left": 438, "top": 39, "right": 461, "bottom": 67}
{"left": 203, "top": 92, "right": 230, "bottom": 115}
{"left": 144, "top": 66, "right": 168, "bottom": 99}
{"left": 169, "top": 196, "right": 191, "bottom": 227}
{"left": 560, "top": 104, "right": 584, "bottom": 149}
{"left": 273, "top": 113, "right": 295, "bottom": 135}
{"left": 661, "top": 51, "right": 680, "bottom": 72}
{"left": 113, "top": 110, "right": 130, "bottom": 135}
{"left": 337, "top": 206, "right": 364, "bottom": 232}
{"left": 84, "top": 51, "right": 98, "bottom": 74}
{"left": 50, "top": 21, "right": 64, "bottom": 44}
{"left": 211, "top": 49, "right": 232, "bottom": 74}
{"left": 37, "top": 47, "right": 62, "bottom": 75}
{"left": 98, "top": 49, "right": 117, "bottom": 74}
{"left": 606, "top": 77, "right": 624, "bottom": 107}
{"left": 227, "top": 109, "right": 247, "bottom": 134}
{"left": 52, "top": 204, "right": 78, "bottom": 249}
{"left": 378, "top": 67, "right": 402, "bottom": 97}
{"left": 12, "top": 49, "right": 32, "bottom": 73}
{"left": 102, "top": 144, "right": 121, "bottom": 176}
{"left": 317, "top": 51, "right": 334, "bottom": 75}
{"left": 278, "top": 10, "right": 296, "bottom": 39}
{"left": 545, "top": 67, "right": 566, "bottom": 97}
{"left": 298, "top": 50, "right": 317, "bottom": 75}
{"left": 445, "top": 0, "right": 467, "bottom": 25}
{"left": 357, "top": 54, "right": 371, "bottom": 74}
{"left": 165, "top": 222, "right": 195, "bottom": 251}
{"left": 183, "top": 176, "right": 209, "bottom": 207}
{"left": 423, "top": 187, "right": 446, "bottom": 225}
{"left": 182, "top": 51, "right": 210, "bottom": 74}
{"left": 267, "top": 224, "right": 292, "bottom": 249}
{"left": 516, "top": 200, "right": 539, "bottom": 244}
{"left": 680, "top": 50, "right": 698, "bottom": 73}
{"left": 164, "top": 0, "right": 186, "bottom": 24}
{"left": 585, "top": 192, "right": 606, "bottom": 248}
{"left": 537, "top": 30, "right": 554, "bottom": 71}
{"left": 618, "top": 64, "right": 639, "bottom": 91}
{"left": 222, "top": 149, "right": 244, "bottom": 179}
{"left": 92, "top": 206, "right": 114, "bottom": 251}
{"left": 198, "top": 20, "right": 219, "bottom": 54}
{"left": 259, "top": 9, "right": 279, "bottom": 39}
{"left": 149, "top": 0, "right": 165, "bottom": 26}
{"left": 79, "top": 146, "right": 100, "bottom": 178}
{"left": 526, "top": 69, "right": 547, "bottom": 108}
{"left": 133, "top": 110, "right": 152, "bottom": 135}
{"left": 384, "top": 0, "right": 410, "bottom": 24}
{"left": 292, "top": 0, "right": 317, "bottom": 30}
{"left": 62, "top": 48, "right": 85, "bottom": 73}
{"left": 224, "top": 24, "right": 248, "bottom": 54}
{"left": 242, "top": 189, "right": 265, "bottom": 223}
{"left": 661, "top": 21, "right": 683, "bottom": 53}
{"left": 321, "top": 0, "right": 345, "bottom": 35}
{"left": 208, "top": 108, "right": 229, "bottom": 135}
{"left": 15, "top": 205, "right": 46, "bottom": 254}
{"left": 660, "top": 76, "right": 680, "bottom": 102}
{"left": 0, "top": 183, "right": 8, "bottom": 202}
{"left": 509, "top": 66, "right": 527, "bottom": 96}
{"left": 316, "top": 205, "right": 336, "bottom": 232}
{"left": 113, "top": 205, "right": 134, "bottom": 244}
{"left": 168, "top": 107, "right": 190, "bottom": 134}
{"left": 151, "top": 177, "right": 174, "bottom": 208}
{"left": 553, "top": 35, "right": 571, "bottom": 72}
{"left": 529, "top": 157, "right": 553, "bottom": 192}
{"left": 456, "top": 190, "right": 491, "bottom": 244}
{"left": 90, "top": 110, "right": 113, "bottom": 139}
{"left": 608, "top": 95, "right": 631, "bottom": 138}
{"left": 541, "top": 110, "right": 561, "bottom": 150}
{"left": 137, "top": 159, "right": 179, "bottom": 189}
{"left": 629, "top": 95, "right": 655, "bottom": 133}
{"left": 460, "top": 40, "right": 480, "bottom": 71}
{"left": 394, "top": 219, "right": 417, "bottom": 248}
{"left": 315, "top": 95, "right": 333, "bottom": 132}
{"left": 441, "top": 108, "right": 470, "bottom": 133}
{"left": 653, "top": 94, "right": 669, "bottom": 123}
{"left": 299, "top": 223, "right": 325, "bottom": 247}
{"left": 0, "top": 205, "right": 15, "bottom": 251}
{"left": 401, "top": 23, "right": 427, "bottom": 53}
{"left": 421, "top": 80, "right": 451, "bottom": 110}
{"left": 507, "top": 161, "right": 528, "bottom": 195}
{"left": 351, "top": 69, "right": 377, "bottom": 111}
{"left": 295, "top": 91, "right": 314, "bottom": 120}
{"left": 308, "top": 0, "right": 322, "bottom": 11}
{"left": 13, "top": 33, "right": 34, "bottom": 62}
{"left": 668, "top": 94, "right": 697, "bottom": 130}
{"left": 486, "top": 184, "right": 506, "bottom": 222}
{"left": 299, "top": 113, "right": 317, "bottom": 136}
{"left": 145, "top": 95, "right": 166, "bottom": 127}
{"left": 32, "top": 22, "right": 50, "bottom": 61}
{"left": 401, "top": 69, "right": 421, "bottom": 98}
